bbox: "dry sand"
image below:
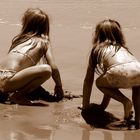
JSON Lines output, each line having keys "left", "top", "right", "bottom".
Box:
{"left": 0, "top": 0, "right": 140, "bottom": 139}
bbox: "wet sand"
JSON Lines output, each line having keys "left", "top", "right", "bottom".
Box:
{"left": 0, "top": 0, "right": 140, "bottom": 139}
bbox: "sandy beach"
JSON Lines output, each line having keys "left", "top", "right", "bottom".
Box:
{"left": 0, "top": 0, "right": 140, "bottom": 139}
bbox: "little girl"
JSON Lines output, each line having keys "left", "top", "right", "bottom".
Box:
{"left": 82, "top": 19, "right": 140, "bottom": 129}
{"left": 0, "top": 8, "right": 64, "bottom": 105}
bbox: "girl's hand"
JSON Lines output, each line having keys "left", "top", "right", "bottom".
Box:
{"left": 54, "top": 86, "right": 64, "bottom": 101}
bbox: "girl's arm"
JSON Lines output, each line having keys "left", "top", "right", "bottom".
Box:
{"left": 44, "top": 43, "right": 64, "bottom": 99}
{"left": 82, "top": 55, "right": 96, "bottom": 109}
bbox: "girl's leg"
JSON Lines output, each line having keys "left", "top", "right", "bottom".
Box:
{"left": 4, "top": 64, "right": 52, "bottom": 105}
{"left": 132, "top": 86, "right": 140, "bottom": 129}
{"left": 4, "top": 64, "right": 51, "bottom": 93}
{"left": 96, "top": 75, "right": 132, "bottom": 120}
{"left": 100, "top": 95, "right": 111, "bottom": 110}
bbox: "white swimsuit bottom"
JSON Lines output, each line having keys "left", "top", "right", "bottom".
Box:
{"left": 106, "top": 61, "right": 140, "bottom": 88}
{"left": 0, "top": 69, "right": 16, "bottom": 92}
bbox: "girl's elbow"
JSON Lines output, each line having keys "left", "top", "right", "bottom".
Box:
{"left": 51, "top": 65, "right": 58, "bottom": 71}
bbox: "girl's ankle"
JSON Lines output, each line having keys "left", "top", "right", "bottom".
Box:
{"left": 135, "top": 121, "right": 140, "bottom": 129}
{"left": 123, "top": 100, "right": 133, "bottom": 120}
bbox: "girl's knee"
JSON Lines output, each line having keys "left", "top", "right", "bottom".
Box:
{"left": 96, "top": 75, "right": 111, "bottom": 88}
{"left": 40, "top": 64, "right": 52, "bottom": 77}
{"left": 96, "top": 77, "right": 102, "bottom": 88}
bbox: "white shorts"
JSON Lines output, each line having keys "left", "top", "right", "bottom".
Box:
{"left": 106, "top": 61, "right": 140, "bottom": 88}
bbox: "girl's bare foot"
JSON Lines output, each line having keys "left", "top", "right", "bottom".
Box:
{"left": 0, "top": 92, "right": 8, "bottom": 103}
{"left": 9, "top": 92, "right": 33, "bottom": 106}
{"left": 124, "top": 100, "right": 133, "bottom": 120}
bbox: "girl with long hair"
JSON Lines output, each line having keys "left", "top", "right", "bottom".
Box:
{"left": 82, "top": 19, "right": 140, "bottom": 129}
{"left": 0, "top": 8, "right": 64, "bottom": 105}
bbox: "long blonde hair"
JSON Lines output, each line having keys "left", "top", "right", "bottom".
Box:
{"left": 9, "top": 8, "right": 50, "bottom": 52}
{"left": 90, "top": 19, "right": 130, "bottom": 74}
